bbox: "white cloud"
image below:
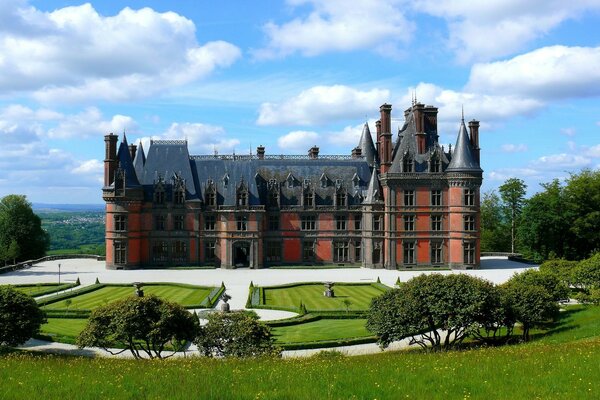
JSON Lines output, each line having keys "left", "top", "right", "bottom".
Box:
{"left": 531, "top": 153, "right": 591, "bottom": 170}
{"left": 416, "top": 0, "right": 600, "bottom": 63}
{"left": 487, "top": 168, "right": 542, "bottom": 182}
{"left": 500, "top": 144, "right": 528, "bottom": 153}
{"left": 257, "top": 85, "right": 390, "bottom": 126}
{"left": 561, "top": 127, "right": 576, "bottom": 137}
{"left": 72, "top": 159, "right": 102, "bottom": 175}
{"left": 582, "top": 144, "right": 600, "bottom": 158}
{"left": 253, "top": 0, "right": 414, "bottom": 59}
{"left": 277, "top": 130, "right": 320, "bottom": 153}
{"left": 47, "top": 108, "right": 138, "bottom": 139}
{"left": 328, "top": 119, "right": 378, "bottom": 147}
{"left": 467, "top": 46, "right": 600, "bottom": 99}
{"left": 0, "top": 2, "right": 241, "bottom": 102}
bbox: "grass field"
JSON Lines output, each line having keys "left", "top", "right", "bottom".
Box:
{"left": 41, "top": 284, "right": 214, "bottom": 311}
{"left": 272, "top": 318, "right": 370, "bottom": 343}
{"left": 39, "top": 318, "right": 89, "bottom": 344}
{"left": 263, "top": 283, "right": 386, "bottom": 311}
{"left": 1, "top": 305, "right": 598, "bottom": 400}
{"left": 8, "top": 283, "right": 77, "bottom": 297}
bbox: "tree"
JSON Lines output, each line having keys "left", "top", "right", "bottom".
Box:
{"left": 507, "top": 269, "right": 570, "bottom": 302}
{"left": 0, "top": 286, "right": 46, "bottom": 347}
{"left": 572, "top": 253, "right": 600, "bottom": 289}
{"left": 341, "top": 298, "right": 352, "bottom": 313}
{"left": 194, "top": 310, "right": 279, "bottom": 358}
{"left": 7, "top": 240, "right": 20, "bottom": 265}
{"left": 564, "top": 170, "right": 600, "bottom": 257}
{"left": 77, "top": 295, "right": 199, "bottom": 359}
{"left": 480, "top": 190, "right": 510, "bottom": 252}
{"left": 367, "top": 274, "right": 499, "bottom": 350}
{"left": 538, "top": 259, "right": 578, "bottom": 287}
{"left": 0, "top": 195, "right": 49, "bottom": 262}
{"left": 498, "top": 178, "right": 527, "bottom": 253}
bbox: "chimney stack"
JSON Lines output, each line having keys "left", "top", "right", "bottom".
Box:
{"left": 468, "top": 120, "right": 480, "bottom": 164}
{"left": 104, "top": 133, "right": 118, "bottom": 187}
{"left": 308, "top": 145, "right": 319, "bottom": 159}
{"left": 256, "top": 145, "right": 265, "bottom": 160}
{"left": 375, "top": 119, "right": 382, "bottom": 156}
{"left": 351, "top": 146, "right": 362, "bottom": 159}
{"left": 128, "top": 143, "right": 137, "bottom": 161}
{"left": 379, "top": 104, "right": 392, "bottom": 172}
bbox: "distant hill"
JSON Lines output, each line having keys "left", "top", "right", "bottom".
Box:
{"left": 32, "top": 203, "right": 105, "bottom": 212}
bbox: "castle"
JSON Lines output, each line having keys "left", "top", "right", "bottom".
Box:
{"left": 103, "top": 102, "right": 482, "bottom": 269}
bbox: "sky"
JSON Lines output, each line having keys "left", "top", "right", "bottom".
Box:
{"left": 1, "top": 0, "right": 600, "bottom": 204}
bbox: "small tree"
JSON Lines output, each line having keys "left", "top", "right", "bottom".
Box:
{"left": 194, "top": 310, "right": 279, "bottom": 358}
{"left": 77, "top": 295, "right": 199, "bottom": 359}
{"left": 0, "top": 286, "right": 46, "bottom": 347}
{"left": 499, "top": 178, "right": 527, "bottom": 253}
{"left": 341, "top": 298, "right": 352, "bottom": 313}
{"left": 572, "top": 253, "right": 600, "bottom": 289}
{"left": 7, "top": 240, "right": 20, "bottom": 265}
{"left": 507, "top": 269, "right": 570, "bottom": 302}
{"left": 538, "top": 259, "right": 578, "bottom": 287}
{"left": 65, "top": 299, "right": 72, "bottom": 316}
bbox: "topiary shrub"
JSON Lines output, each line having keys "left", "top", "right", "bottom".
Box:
{"left": 0, "top": 286, "right": 46, "bottom": 347}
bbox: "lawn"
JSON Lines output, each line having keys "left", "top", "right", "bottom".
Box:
{"left": 272, "top": 318, "right": 371, "bottom": 344}
{"left": 8, "top": 283, "right": 77, "bottom": 297}
{"left": 39, "top": 318, "right": 89, "bottom": 344}
{"left": 262, "top": 283, "right": 386, "bottom": 311}
{"left": 41, "top": 284, "right": 215, "bottom": 312}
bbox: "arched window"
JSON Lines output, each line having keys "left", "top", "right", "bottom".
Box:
{"left": 430, "top": 156, "right": 441, "bottom": 173}
{"left": 403, "top": 157, "right": 414, "bottom": 172}
{"left": 205, "top": 179, "right": 216, "bottom": 207}
{"left": 153, "top": 178, "right": 165, "bottom": 205}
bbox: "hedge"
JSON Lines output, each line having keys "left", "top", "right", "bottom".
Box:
{"left": 279, "top": 335, "right": 378, "bottom": 350}
{"left": 10, "top": 282, "right": 80, "bottom": 297}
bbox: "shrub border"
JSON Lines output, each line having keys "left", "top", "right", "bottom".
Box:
{"left": 9, "top": 282, "right": 79, "bottom": 297}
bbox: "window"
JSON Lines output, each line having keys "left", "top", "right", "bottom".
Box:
{"left": 302, "top": 241, "right": 315, "bottom": 261}
{"left": 174, "top": 189, "right": 185, "bottom": 205}
{"left": 223, "top": 175, "right": 229, "bottom": 189}
{"left": 205, "top": 241, "right": 216, "bottom": 262}
{"left": 320, "top": 175, "right": 328, "bottom": 188}
{"left": 204, "top": 215, "right": 216, "bottom": 231}
{"left": 354, "top": 214, "right": 362, "bottom": 230}
{"left": 334, "top": 242, "right": 349, "bottom": 262}
{"left": 154, "top": 187, "right": 165, "bottom": 204}
{"left": 335, "top": 216, "right": 347, "bottom": 230}
{"left": 268, "top": 190, "right": 279, "bottom": 208}
{"left": 430, "top": 158, "right": 441, "bottom": 173}
{"left": 114, "top": 241, "right": 127, "bottom": 264}
{"left": 115, "top": 169, "right": 125, "bottom": 196}
{"left": 335, "top": 190, "right": 347, "bottom": 207}
{"left": 373, "top": 215, "right": 383, "bottom": 231}
{"left": 205, "top": 190, "right": 216, "bottom": 207}
{"left": 172, "top": 241, "right": 187, "bottom": 262}
{"left": 404, "top": 215, "right": 415, "bottom": 231}
{"left": 303, "top": 190, "right": 314, "bottom": 207}
{"left": 152, "top": 241, "right": 169, "bottom": 262}
{"left": 236, "top": 216, "right": 247, "bottom": 231}
{"left": 268, "top": 215, "right": 279, "bottom": 231}
{"left": 464, "top": 242, "right": 475, "bottom": 264}
{"left": 354, "top": 241, "right": 362, "bottom": 262}
{"left": 403, "top": 242, "right": 416, "bottom": 264}
{"left": 287, "top": 176, "right": 294, "bottom": 188}
{"left": 265, "top": 241, "right": 282, "bottom": 262}
{"left": 431, "top": 190, "right": 442, "bottom": 206}
{"left": 403, "top": 158, "right": 414, "bottom": 172}
{"left": 431, "top": 215, "right": 442, "bottom": 231}
{"left": 301, "top": 215, "right": 316, "bottom": 230}
{"left": 173, "top": 215, "right": 185, "bottom": 231}
{"left": 303, "top": 179, "right": 311, "bottom": 187}
{"left": 404, "top": 190, "right": 415, "bottom": 206}
{"left": 155, "top": 215, "right": 166, "bottom": 231}
{"left": 464, "top": 215, "right": 476, "bottom": 231}
{"left": 114, "top": 214, "right": 127, "bottom": 231}
{"left": 464, "top": 189, "right": 475, "bottom": 206}
{"left": 373, "top": 242, "right": 382, "bottom": 264}
{"left": 431, "top": 242, "right": 443, "bottom": 264}
{"left": 237, "top": 191, "right": 248, "bottom": 206}
{"left": 352, "top": 175, "right": 360, "bottom": 188}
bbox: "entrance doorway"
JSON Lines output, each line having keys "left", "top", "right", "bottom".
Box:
{"left": 233, "top": 241, "right": 250, "bottom": 267}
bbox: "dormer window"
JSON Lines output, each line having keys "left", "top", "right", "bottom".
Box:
{"left": 172, "top": 175, "right": 186, "bottom": 205}
{"left": 352, "top": 174, "right": 360, "bottom": 188}
{"left": 303, "top": 188, "right": 314, "bottom": 207}
{"left": 430, "top": 157, "right": 441, "bottom": 173}
{"left": 205, "top": 180, "right": 216, "bottom": 207}
{"left": 286, "top": 174, "right": 295, "bottom": 188}
{"left": 320, "top": 174, "right": 328, "bottom": 188}
{"left": 335, "top": 188, "right": 347, "bottom": 207}
{"left": 236, "top": 181, "right": 248, "bottom": 207}
{"left": 403, "top": 157, "right": 414, "bottom": 173}
{"left": 223, "top": 174, "right": 229, "bottom": 189}
{"left": 153, "top": 179, "right": 165, "bottom": 205}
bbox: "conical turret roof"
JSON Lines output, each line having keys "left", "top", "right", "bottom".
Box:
{"left": 133, "top": 141, "right": 146, "bottom": 178}
{"left": 358, "top": 122, "right": 379, "bottom": 166}
{"left": 446, "top": 119, "right": 481, "bottom": 173}
{"left": 363, "top": 168, "right": 382, "bottom": 204}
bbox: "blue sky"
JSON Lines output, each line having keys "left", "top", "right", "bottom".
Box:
{"left": 1, "top": 0, "right": 600, "bottom": 204}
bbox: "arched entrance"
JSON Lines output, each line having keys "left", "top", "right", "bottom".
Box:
{"left": 233, "top": 241, "right": 250, "bottom": 268}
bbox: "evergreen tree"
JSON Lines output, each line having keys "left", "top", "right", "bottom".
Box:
{"left": 0, "top": 195, "right": 49, "bottom": 262}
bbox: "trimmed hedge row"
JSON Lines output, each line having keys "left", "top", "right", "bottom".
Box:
{"left": 279, "top": 335, "right": 378, "bottom": 350}
{"left": 265, "top": 312, "right": 366, "bottom": 328}
{"left": 11, "top": 282, "right": 80, "bottom": 297}
{"left": 36, "top": 283, "right": 104, "bottom": 307}
{"left": 200, "top": 286, "right": 225, "bottom": 308}
{"left": 259, "top": 281, "right": 386, "bottom": 290}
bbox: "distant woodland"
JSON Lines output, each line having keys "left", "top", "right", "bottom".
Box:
{"left": 40, "top": 211, "right": 105, "bottom": 256}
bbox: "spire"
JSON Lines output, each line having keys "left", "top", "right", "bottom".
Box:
{"left": 363, "top": 168, "right": 382, "bottom": 204}
{"left": 133, "top": 140, "right": 146, "bottom": 178}
{"left": 358, "top": 122, "right": 379, "bottom": 166}
{"left": 445, "top": 118, "right": 482, "bottom": 173}
{"left": 116, "top": 137, "right": 140, "bottom": 187}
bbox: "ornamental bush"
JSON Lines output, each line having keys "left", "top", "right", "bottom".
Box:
{"left": 0, "top": 286, "right": 46, "bottom": 347}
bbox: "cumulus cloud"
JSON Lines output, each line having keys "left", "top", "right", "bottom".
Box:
{"left": 0, "top": 2, "right": 241, "bottom": 102}
{"left": 257, "top": 85, "right": 390, "bottom": 126}
{"left": 415, "top": 0, "right": 600, "bottom": 63}
{"left": 277, "top": 130, "right": 320, "bottom": 153}
{"left": 501, "top": 144, "right": 528, "bottom": 153}
{"left": 327, "top": 119, "right": 378, "bottom": 147}
{"left": 47, "top": 108, "right": 138, "bottom": 139}
{"left": 531, "top": 153, "right": 592, "bottom": 170}
{"left": 253, "top": 0, "right": 414, "bottom": 59}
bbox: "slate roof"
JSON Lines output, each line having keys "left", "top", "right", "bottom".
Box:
{"left": 116, "top": 135, "right": 140, "bottom": 187}
{"left": 133, "top": 141, "right": 146, "bottom": 179}
{"left": 445, "top": 119, "right": 482, "bottom": 173}
{"left": 363, "top": 167, "right": 382, "bottom": 204}
{"left": 358, "top": 122, "right": 379, "bottom": 167}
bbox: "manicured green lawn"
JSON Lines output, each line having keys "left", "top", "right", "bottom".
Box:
{"left": 41, "top": 284, "right": 213, "bottom": 311}
{"left": 39, "top": 318, "right": 89, "bottom": 343}
{"left": 272, "top": 318, "right": 370, "bottom": 344}
{"left": 263, "top": 283, "right": 385, "bottom": 311}
{"left": 9, "top": 283, "right": 76, "bottom": 297}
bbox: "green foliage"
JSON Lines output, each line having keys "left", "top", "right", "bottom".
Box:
{"left": 572, "top": 253, "right": 600, "bottom": 289}
{"left": 480, "top": 190, "right": 511, "bottom": 252}
{"left": 77, "top": 295, "right": 198, "bottom": 359}
{"left": 39, "top": 211, "right": 104, "bottom": 252}
{"left": 498, "top": 178, "right": 527, "bottom": 253}
{"left": 0, "top": 286, "right": 46, "bottom": 347}
{"left": 0, "top": 195, "right": 49, "bottom": 263}
{"left": 539, "top": 258, "right": 578, "bottom": 286}
{"left": 507, "top": 269, "right": 570, "bottom": 302}
{"left": 194, "top": 310, "right": 280, "bottom": 358}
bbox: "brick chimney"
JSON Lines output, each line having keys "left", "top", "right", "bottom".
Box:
{"left": 256, "top": 145, "right": 265, "bottom": 160}
{"left": 379, "top": 104, "right": 392, "bottom": 172}
{"left": 351, "top": 146, "right": 362, "bottom": 159}
{"left": 104, "top": 133, "right": 118, "bottom": 187}
{"left": 308, "top": 145, "right": 319, "bottom": 159}
{"left": 128, "top": 143, "right": 137, "bottom": 161}
{"left": 468, "top": 120, "right": 480, "bottom": 164}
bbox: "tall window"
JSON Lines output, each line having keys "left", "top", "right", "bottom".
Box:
{"left": 335, "top": 216, "right": 347, "bottom": 230}
{"left": 172, "top": 241, "right": 187, "bottom": 262}
{"left": 404, "top": 190, "right": 415, "bottom": 206}
{"left": 431, "top": 242, "right": 443, "bottom": 264}
{"left": 464, "top": 215, "right": 476, "bottom": 231}
{"left": 335, "top": 190, "right": 347, "bottom": 207}
{"left": 373, "top": 215, "right": 383, "bottom": 231}
{"left": 404, "top": 215, "right": 415, "bottom": 231}
{"left": 174, "top": 188, "right": 185, "bottom": 205}
{"left": 205, "top": 241, "right": 216, "bottom": 262}
{"left": 430, "top": 157, "right": 441, "bottom": 173}
{"left": 237, "top": 190, "right": 248, "bottom": 206}
{"left": 431, "top": 215, "right": 442, "bottom": 231}
{"left": 464, "top": 242, "right": 475, "bottom": 264}
{"left": 204, "top": 215, "right": 216, "bottom": 231}
{"left": 152, "top": 241, "right": 169, "bottom": 262}
{"left": 334, "top": 242, "right": 349, "bottom": 262}
{"left": 268, "top": 189, "right": 279, "bottom": 208}
{"left": 114, "top": 241, "right": 127, "bottom": 264}
{"left": 205, "top": 189, "right": 216, "bottom": 207}
{"left": 354, "top": 241, "right": 362, "bottom": 262}
{"left": 431, "top": 190, "right": 442, "bottom": 206}
{"left": 303, "top": 190, "right": 314, "bottom": 207}
{"left": 403, "top": 242, "right": 416, "bottom": 264}
{"left": 114, "top": 214, "right": 127, "bottom": 231}
{"left": 354, "top": 214, "right": 362, "bottom": 230}
{"left": 154, "top": 187, "right": 165, "bottom": 204}
{"left": 268, "top": 215, "right": 279, "bottom": 231}
{"left": 155, "top": 215, "right": 166, "bottom": 231}
{"left": 302, "top": 241, "right": 315, "bottom": 261}
{"left": 265, "top": 241, "right": 282, "bottom": 262}
{"left": 464, "top": 189, "right": 475, "bottom": 206}
{"left": 403, "top": 158, "right": 414, "bottom": 172}
{"left": 301, "top": 215, "right": 316, "bottom": 230}
{"left": 236, "top": 216, "right": 248, "bottom": 231}
{"left": 174, "top": 215, "right": 184, "bottom": 231}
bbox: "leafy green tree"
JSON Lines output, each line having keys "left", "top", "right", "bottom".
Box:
{"left": 572, "top": 253, "right": 600, "bottom": 289}
{"left": 194, "top": 310, "right": 279, "bottom": 358}
{"left": 0, "top": 195, "right": 49, "bottom": 262}
{"left": 498, "top": 178, "right": 527, "bottom": 253}
{"left": 507, "top": 269, "right": 570, "bottom": 302}
{"left": 367, "top": 274, "right": 499, "bottom": 350}
{"left": 0, "top": 286, "right": 46, "bottom": 347}
{"left": 564, "top": 170, "right": 600, "bottom": 257}
{"left": 77, "top": 295, "right": 198, "bottom": 359}
{"left": 480, "top": 190, "right": 510, "bottom": 252}
{"left": 538, "top": 259, "right": 578, "bottom": 287}
{"left": 7, "top": 240, "right": 20, "bottom": 265}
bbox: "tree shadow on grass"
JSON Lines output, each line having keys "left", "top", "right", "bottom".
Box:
{"left": 528, "top": 307, "right": 585, "bottom": 342}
